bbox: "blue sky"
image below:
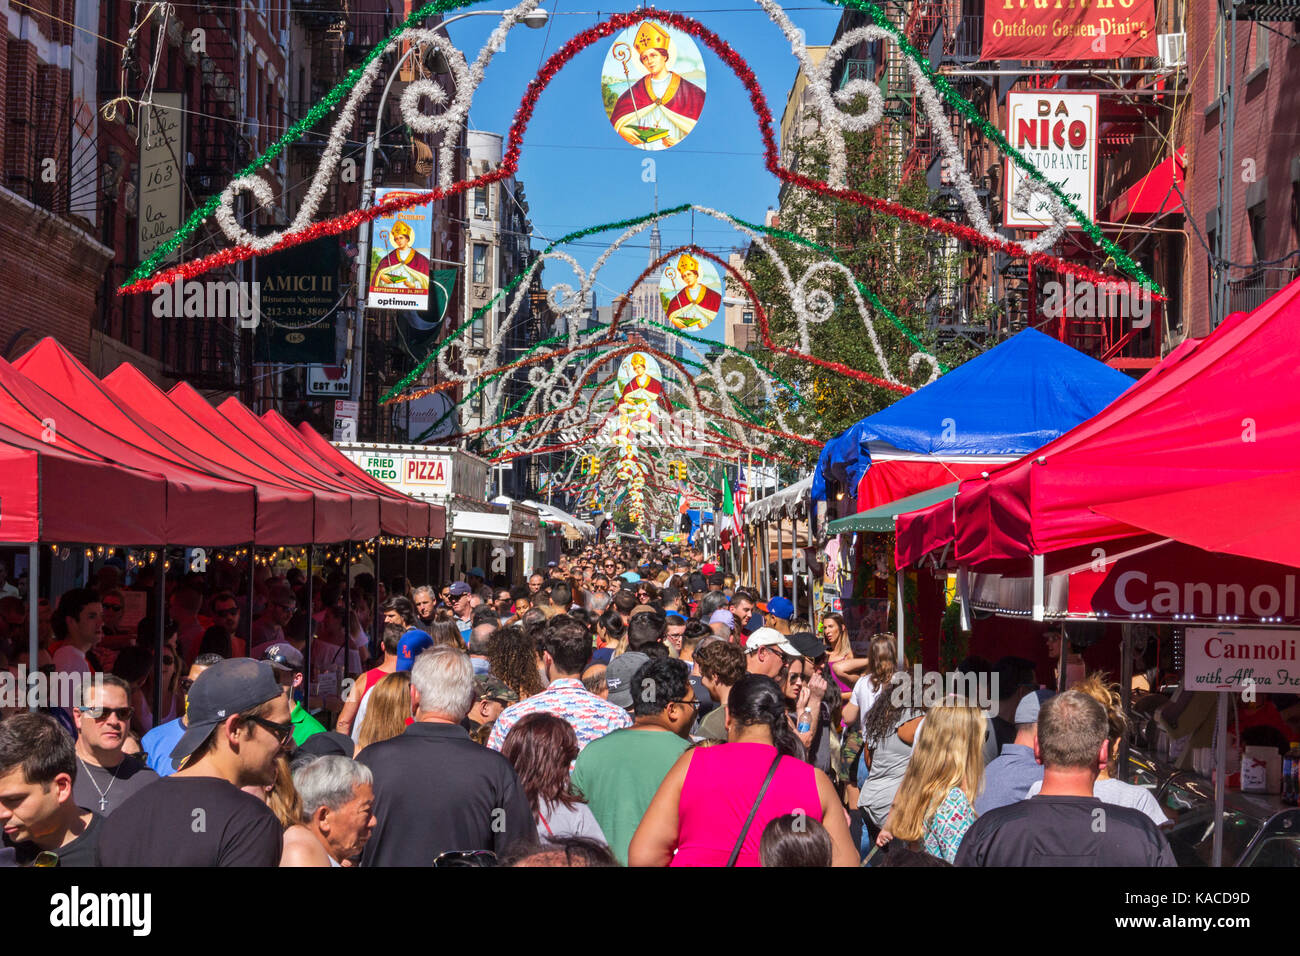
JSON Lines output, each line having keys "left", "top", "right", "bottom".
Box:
{"left": 444, "top": 1, "right": 849, "bottom": 342}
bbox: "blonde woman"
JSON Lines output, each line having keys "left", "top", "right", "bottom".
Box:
{"left": 879, "top": 699, "right": 986, "bottom": 863}
{"left": 355, "top": 672, "right": 412, "bottom": 756}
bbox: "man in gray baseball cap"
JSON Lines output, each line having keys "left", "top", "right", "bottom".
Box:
{"left": 97, "top": 658, "right": 291, "bottom": 866}
{"left": 605, "top": 651, "right": 650, "bottom": 710}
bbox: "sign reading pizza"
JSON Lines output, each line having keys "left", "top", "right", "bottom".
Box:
{"left": 982, "top": 0, "right": 1157, "bottom": 62}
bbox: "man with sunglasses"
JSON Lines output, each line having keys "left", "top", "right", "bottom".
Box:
{"left": 262, "top": 644, "right": 326, "bottom": 748}
{"left": 72, "top": 675, "right": 159, "bottom": 816}
{"left": 98, "top": 657, "right": 291, "bottom": 866}
{"left": 207, "top": 591, "right": 245, "bottom": 660}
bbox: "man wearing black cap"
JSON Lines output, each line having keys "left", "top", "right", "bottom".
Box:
{"left": 98, "top": 658, "right": 292, "bottom": 866}
{"left": 262, "top": 643, "right": 326, "bottom": 748}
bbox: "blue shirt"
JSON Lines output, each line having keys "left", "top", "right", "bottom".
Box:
{"left": 974, "top": 743, "right": 1043, "bottom": 815}
{"left": 456, "top": 618, "right": 472, "bottom": 645}
{"left": 141, "top": 717, "right": 187, "bottom": 776}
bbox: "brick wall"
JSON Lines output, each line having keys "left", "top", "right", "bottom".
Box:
{"left": 0, "top": 186, "right": 112, "bottom": 361}
{"left": 1186, "top": 11, "right": 1300, "bottom": 338}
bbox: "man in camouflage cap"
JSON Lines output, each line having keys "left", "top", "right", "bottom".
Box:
{"left": 463, "top": 674, "right": 519, "bottom": 739}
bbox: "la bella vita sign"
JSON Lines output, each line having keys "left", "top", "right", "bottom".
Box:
{"left": 1185, "top": 628, "right": 1300, "bottom": 694}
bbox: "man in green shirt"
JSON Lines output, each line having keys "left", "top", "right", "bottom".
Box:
{"left": 262, "top": 644, "right": 325, "bottom": 746}
{"left": 572, "top": 658, "right": 696, "bottom": 865}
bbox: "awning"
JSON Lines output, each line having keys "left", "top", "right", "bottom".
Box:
{"left": 828, "top": 482, "right": 960, "bottom": 533}
{"left": 1105, "top": 148, "right": 1185, "bottom": 223}
{"left": 745, "top": 475, "right": 813, "bottom": 523}
{"left": 451, "top": 509, "right": 511, "bottom": 542}
{"left": 523, "top": 499, "right": 596, "bottom": 538}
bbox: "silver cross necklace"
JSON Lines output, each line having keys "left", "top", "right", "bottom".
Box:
{"left": 77, "top": 756, "right": 119, "bottom": 813}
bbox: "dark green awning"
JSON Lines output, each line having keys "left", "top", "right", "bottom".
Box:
{"left": 826, "top": 482, "right": 960, "bottom": 533}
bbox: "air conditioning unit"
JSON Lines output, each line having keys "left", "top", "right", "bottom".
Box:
{"left": 475, "top": 204, "right": 488, "bottom": 218}
{"left": 1157, "top": 32, "right": 1186, "bottom": 69}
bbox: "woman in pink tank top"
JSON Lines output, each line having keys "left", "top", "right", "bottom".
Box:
{"left": 628, "top": 674, "right": 859, "bottom": 867}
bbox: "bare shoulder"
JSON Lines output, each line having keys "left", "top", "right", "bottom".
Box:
{"left": 280, "top": 825, "right": 331, "bottom": 867}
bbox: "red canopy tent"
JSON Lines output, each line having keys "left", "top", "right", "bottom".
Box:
{"left": 287, "top": 416, "right": 448, "bottom": 539}
{"left": 946, "top": 276, "right": 1300, "bottom": 574}
{"left": 0, "top": 355, "right": 255, "bottom": 545}
{"left": 215, "top": 398, "right": 382, "bottom": 541}
{"left": 156, "top": 381, "right": 361, "bottom": 543}
{"left": 260, "top": 410, "right": 438, "bottom": 539}
{"left": 16, "top": 339, "right": 320, "bottom": 545}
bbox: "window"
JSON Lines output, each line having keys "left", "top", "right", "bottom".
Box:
{"left": 1253, "top": 23, "right": 1268, "bottom": 74}
{"left": 473, "top": 243, "right": 487, "bottom": 283}
{"left": 1249, "top": 206, "right": 1266, "bottom": 263}
{"left": 742, "top": 310, "right": 754, "bottom": 325}
{"left": 473, "top": 187, "right": 488, "bottom": 217}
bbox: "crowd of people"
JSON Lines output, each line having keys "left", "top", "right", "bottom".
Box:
{"left": 0, "top": 547, "right": 1176, "bottom": 867}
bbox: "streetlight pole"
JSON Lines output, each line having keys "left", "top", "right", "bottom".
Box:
{"left": 351, "top": 8, "right": 550, "bottom": 407}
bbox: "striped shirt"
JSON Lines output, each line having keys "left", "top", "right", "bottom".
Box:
{"left": 487, "top": 678, "right": 632, "bottom": 752}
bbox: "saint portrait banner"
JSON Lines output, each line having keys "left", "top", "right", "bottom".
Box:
{"left": 601, "top": 20, "right": 707, "bottom": 151}
{"left": 369, "top": 188, "right": 434, "bottom": 311}
{"left": 660, "top": 252, "right": 723, "bottom": 331}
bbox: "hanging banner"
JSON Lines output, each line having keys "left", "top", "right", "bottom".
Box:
{"left": 368, "top": 189, "right": 434, "bottom": 311}
{"left": 137, "top": 92, "right": 184, "bottom": 263}
{"left": 1004, "top": 91, "right": 1097, "bottom": 229}
{"left": 981, "top": 0, "right": 1157, "bottom": 62}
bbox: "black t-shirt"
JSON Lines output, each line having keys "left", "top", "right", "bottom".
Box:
{"left": 73, "top": 756, "right": 160, "bottom": 817}
{"left": 97, "top": 775, "right": 282, "bottom": 866}
{"left": 2, "top": 811, "right": 102, "bottom": 867}
{"left": 955, "top": 794, "right": 1177, "bottom": 867}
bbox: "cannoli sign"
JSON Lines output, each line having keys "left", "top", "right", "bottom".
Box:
{"left": 1185, "top": 628, "right": 1300, "bottom": 694}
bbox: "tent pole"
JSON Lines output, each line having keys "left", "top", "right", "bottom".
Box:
{"left": 26, "top": 542, "right": 38, "bottom": 711}
{"left": 1213, "top": 693, "right": 1227, "bottom": 867}
{"left": 342, "top": 543, "right": 352, "bottom": 656}
{"left": 896, "top": 568, "right": 906, "bottom": 667}
{"left": 303, "top": 548, "right": 314, "bottom": 706}
{"left": 403, "top": 538, "right": 409, "bottom": 591}
{"left": 425, "top": 536, "right": 431, "bottom": 587}
{"left": 373, "top": 540, "right": 383, "bottom": 655}
{"left": 790, "top": 515, "right": 799, "bottom": 620}
{"left": 1031, "top": 554, "right": 1045, "bottom": 622}
{"left": 776, "top": 518, "right": 784, "bottom": 599}
{"left": 246, "top": 545, "right": 256, "bottom": 648}
{"left": 1119, "top": 624, "right": 1133, "bottom": 781}
{"left": 154, "top": 546, "right": 166, "bottom": 723}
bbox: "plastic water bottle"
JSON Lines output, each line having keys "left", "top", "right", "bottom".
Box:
{"left": 797, "top": 707, "right": 812, "bottom": 734}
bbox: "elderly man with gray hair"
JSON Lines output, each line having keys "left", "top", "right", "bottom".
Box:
{"left": 356, "top": 646, "right": 534, "bottom": 866}
{"left": 282, "top": 756, "right": 376, "bottom": 867}
{"left": 412, "top": 586, "right": 437, "bottom": 633}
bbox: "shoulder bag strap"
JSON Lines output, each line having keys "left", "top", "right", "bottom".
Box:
{"left": 726, "top": 753, "right": 783, "bottom": 867}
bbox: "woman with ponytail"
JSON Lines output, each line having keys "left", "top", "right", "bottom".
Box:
{"left": 628, "top": 674, "right": 858, "bottom": 867}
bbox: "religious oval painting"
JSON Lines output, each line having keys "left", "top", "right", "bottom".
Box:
{"left": 615, "top": 351, "right": 671, "bottom": 432}
{"left": 601, "top": 21, "right": 707, "bottom": 151}
{"left": 659, "top": 252, "right": 723, "bottom": 331}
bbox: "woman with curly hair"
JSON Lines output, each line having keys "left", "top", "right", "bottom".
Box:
{"left": 488, "top": 624, "right": 546, "bottom": 700}
{"left": 501, "top": 712, "right": 606, "bottom": 844}
{"left": 857, "top": 665, "right": 924, "bottom": 845}
{"left": 1024, "top": 672, "right": 1168, "bottom": 825}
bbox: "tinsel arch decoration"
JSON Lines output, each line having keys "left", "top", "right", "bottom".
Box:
{"left": 117, "top": 0, "right": 1160, "bottom": 299}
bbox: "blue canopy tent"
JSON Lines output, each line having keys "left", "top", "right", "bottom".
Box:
{"left": 811, "top": 329, "right": 1135, "bottom": 514}
{"left": 684, "top": 508, "right": 714, "bottom": 546}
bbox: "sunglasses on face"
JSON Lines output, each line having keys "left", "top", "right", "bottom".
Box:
{"left": 102, "top": 602, "right": 123, "bottom": 612}
{"left": 243, "top": 714, "right": 294, "bottom": 745}
{"left": 79, "top": 706, "right": 134, "bottom": 722}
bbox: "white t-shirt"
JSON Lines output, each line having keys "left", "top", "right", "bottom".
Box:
{"left": 849, "top": 676, "right": 886, "bottom": 733}
{"left": 1026, "top": 776, "right": 1168, "bottom": 826}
